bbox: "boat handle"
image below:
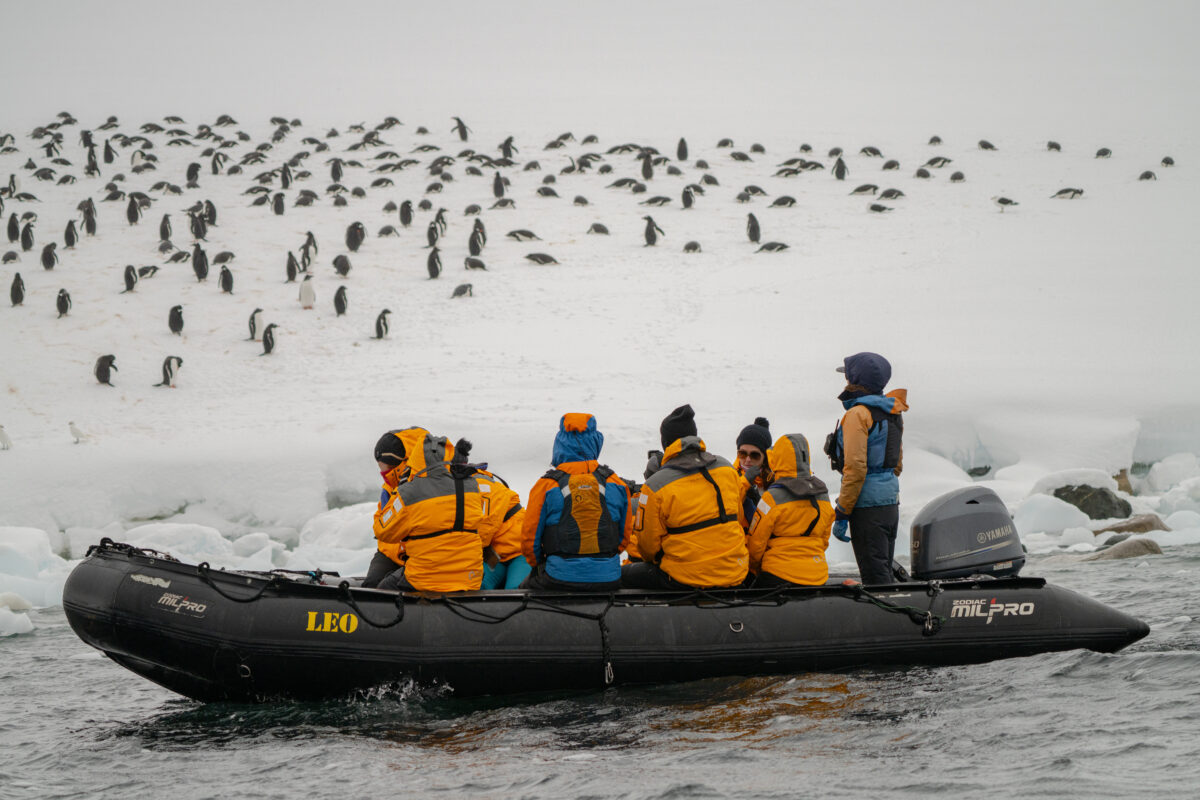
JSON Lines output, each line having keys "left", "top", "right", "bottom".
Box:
{"left": 729, "top": 621, "right": 744, "bottom": 633}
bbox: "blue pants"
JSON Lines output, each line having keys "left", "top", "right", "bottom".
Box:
{"left": 481, "top": 556, "right": 533, "bottom": 590}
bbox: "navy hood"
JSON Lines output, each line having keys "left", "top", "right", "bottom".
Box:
{"left": 838, "top": 352, "right": 892, "bottom": 395}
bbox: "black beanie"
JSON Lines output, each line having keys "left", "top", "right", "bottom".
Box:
{"left": 374, "top": 430, "right": 406, "bottom": 466}
{"left": 736, "top": 417, "right": 772, "bottom": 454}
{"left": 660, "top": 404, "right": 698, "bottom": 448}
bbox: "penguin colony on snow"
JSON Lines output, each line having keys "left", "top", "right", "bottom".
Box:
{"left": 0, "top": 111, "right": 1176, "bottom": 408}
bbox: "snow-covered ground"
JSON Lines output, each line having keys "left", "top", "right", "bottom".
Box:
{"left": 2, "top": 1, "right": 1199, "bottom": 635}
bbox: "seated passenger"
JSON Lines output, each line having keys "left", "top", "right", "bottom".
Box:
{"left": 451, "top": 439, "right": 530, "bottom": 590}
{"left": 734, "top": 417, "right": 774, "bottom": 525}
{"left": 372, "top": 427, "right": 519, "bottom": 592}
{"left": 522, "top": 413, "right": 631, "bottom": 592}
{"left": 746, "top": 433, "right": 834, "bottom": 587}
{"left": 622, "top": 405, "right": 749, "bottom": 590}
{"left": 623, "top": 449, "right": 665, "bottom": 565}
{"left": 363, "top": 429, "right": 412, "bottom": 588}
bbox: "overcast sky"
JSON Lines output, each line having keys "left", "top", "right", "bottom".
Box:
{"left": 4, "top": 1, "right": 1198, "bottom": 142}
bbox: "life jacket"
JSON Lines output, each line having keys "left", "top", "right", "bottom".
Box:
{"left": 540, "top": 465, "right": 622, "bottom": 559}
{"left": 825, "top": 406, "right": 902, "bottom": 474}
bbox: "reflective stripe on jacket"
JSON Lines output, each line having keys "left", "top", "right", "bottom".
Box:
{"left": 747, "top": 434, "right": 833, "bottom": 585}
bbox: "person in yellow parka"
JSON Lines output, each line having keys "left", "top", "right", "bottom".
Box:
{"left": 450, "top": 439, "right": 529, "bottom": 590}
{"left": 363, "top": 429, "right": 413, "bottom": 588}
{"left": 622, "top": 404, "right": 749, "bottom": 590}
{"left": 746, "top": 433, "right": 835, "bottom": 587}
{"left": 370, "top": 427, "right": 517, "bottom": 592}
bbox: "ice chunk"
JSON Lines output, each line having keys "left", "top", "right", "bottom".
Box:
{"left": 1012, "top": 494, "right": 1090, "bottom": 535}
{"left": 1147, "top": 453, "right": 1200, "bottom": 493}
{"left": 0, "top": 607, "right": 34, "bottom": 636}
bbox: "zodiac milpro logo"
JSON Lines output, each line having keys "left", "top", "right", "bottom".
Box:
{"left": 305, "top": 611, "right": 359, "bottom": 634}
{"left": 155, "top": 592, "right": 208, "bottom": 618}
{"left": 951, "top": 597, "right": 1035, "bottom": 624}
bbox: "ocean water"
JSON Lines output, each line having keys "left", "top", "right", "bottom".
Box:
{"left": 3, "top": 550, "right": 1197, "bottom": 800}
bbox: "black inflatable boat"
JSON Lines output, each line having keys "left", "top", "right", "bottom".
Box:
{"left": 63, "top": 487, "right": 1150, "bottom": 702}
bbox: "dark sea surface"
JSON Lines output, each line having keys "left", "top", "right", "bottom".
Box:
{"left": 4, "top": 550, "right": 1199, "bottom": 800}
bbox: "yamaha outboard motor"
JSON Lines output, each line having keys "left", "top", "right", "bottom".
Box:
{"left": 910, "top": 486, "right": 1025, "bottom": 580}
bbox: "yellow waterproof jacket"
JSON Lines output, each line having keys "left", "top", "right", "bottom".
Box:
{"left": 475, "top": 470, "right": 525, "bottom": 562}
{"left": 634, "top": 436, "right": 749, "bottom": 588}
{"left": 372, "top": 428, "right": 500, "bottom": 591}
{"left": 747, "top": 434, "right": 834, "bottom": 585}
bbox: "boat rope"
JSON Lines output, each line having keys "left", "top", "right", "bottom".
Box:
{"left": 336, "top": 581, "right": 408, "bottom": 629}
{"left": 849, "top": 583, "right": 945, "bottom": 636}
{"left": 196, "top": 561, "right": 281, "bottom": 603}
{"left": 91, "top": 537, "right": 179, "bottom": 562}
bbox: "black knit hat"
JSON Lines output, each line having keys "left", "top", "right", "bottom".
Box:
{"left": 660, "top": 404, "right": 698, "bottom": 448}
{"left": 374, "top": 430, "right": 406, "bottom": 466}
{"left": 736, "top": 417, "right": 772, "bottom": 454}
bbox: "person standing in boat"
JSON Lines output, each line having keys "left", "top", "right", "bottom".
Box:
{"left": 370, "top": 427, "right": 522, "bottom": 592}
{"left": 734, "top": 417, "right": 774, "bottom": 528}
{"left": 521, "top": 413, "right": 632, "bottom": 592}
{"left": 622, "top": 404, "right": 750, "bottom": 590}
{"left": 824, "top": 352, "right": 909, "bottom": 585}
{"left": 746, "top": 433, "right": 835, "bottom": 586}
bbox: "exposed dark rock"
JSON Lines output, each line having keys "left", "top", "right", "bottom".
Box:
{"left": 1053, "top": 484, "right": 1132, "bottom": 520}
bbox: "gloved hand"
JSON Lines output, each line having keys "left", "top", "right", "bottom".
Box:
{"left": 832, "top": 519, "right": 850, "bottom": 542}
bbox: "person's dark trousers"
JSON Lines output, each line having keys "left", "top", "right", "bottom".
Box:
{"left": 520, "top": 566, "right": 621, "bottom": 593}
{"left": 621, "top": 561, "right": 701, "bottom": 590}
{"left": 753, "top": 571, "right": 802, "bottom": 589}
{"left": 849, "top": 503, "right": 900, "bottom": 585}
{"left": 362, "top": 550, "right": 401, "bottom": 588}
{"left": 376, "top": 566, "right": 418, "bottom": 592}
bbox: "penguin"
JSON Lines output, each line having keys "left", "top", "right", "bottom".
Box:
{"left": 286, "top": 251, "right": 299, "bottom": 282}
{"left": 1095, "top": 148, "right": 1112, "bottom": 158}
{"left": 525, "top": 253, "right": 558, "bottom": 265}
{"left": 1162, "top": 156, "right": 1175, "bottom": 167}
{"left": 879, "top": 188, "right": 905, "bottom": 200}
{"left": 506, "top": 229, "right": 540, "bottom": 241}
{"left": 192, "top": 244, "right": 209, "bottom": 281}
{"left": 374, "top": 308, "right": 391, "bottom": 339}
{"left": 126, "top": 196, "right": 141, "bottom": 225}
{"left": 9, "top": 272, "right": 23, "bottom": 306}
{"left": 451, "top": 283, "right": 473, "bottom": 298}
{"left": 7, "top": 213, "right": 20, "bottom": 243}
{"left": 1047, "top": 141, "right": 1062, "bottom": 152}
{"left": 536, "top": 186, "right": 559, "bottom": 198}
{"left": 683, "top": 241, "right": 701, "bottom": 253}
{"left": 168, "top": 305, "right": 184, "bottom": 335}
{"left": 979, "top": 140, "right": 997, "bottom": 151}
{"left": 426, "top": 221, "right": 439, "bottom": 248}
{"left": 924, "top": 156, "right": 952, "bottom": 169}
{"left": 643, "top": 216, "right": 664, "bottom": 247}
{"left": 299, "top": 274, "right": 316, "bottom": 308}
{"left": 427, "top": 247, "right": 442, "bottom": 279}
{"left": 41, "top": 242, "right": 58, "bottom": 270}
{"left": 82, "top": 206, "right": 97, "bottom": 236}
{"left": 186, "top": 162, "right": 200, "bottom": 187}
{"left": 333, "top": 254, "right": 351, "bottom": 277}
{"left": 304, "top": 230, "right": 318, "bottom": 256}
{"left": 832, "top": 157, "right": 848, "bottom": 181}
{"left": 473, "top": 218, "right": 487, "bottom": 245}
{"left": 213, "top": 251, "right": 235, "bottom": 265}
{"left": 468, "top": 230, "right": 484, "bottom": 256}
{"left": 434, "top": 207, "right": 448, "bottom": 234}
{"left": 849, "top": 184, "right": 878, "bottom": 196}
{"left": 463, "top": 204, "right": 481, "bottom": 216}
{"left": 1051, "top": 188, "right": 1084, "bottom": 199}
{"left": 248, "top": 307, "right": 264, "bottom": 340}
{"left": 272, "top": 193, "right": 285, "bottom": 215}
{"left": 451, "top": 117, "right": 471, "bottom": 142}
{"left": 992, "top": 196, "right": 1018, "bottom": 212}
{"left": 189, "top": 212, "right": 208, "bottom": 241}
{"left": 334, "top": 285, "right": 348, "bottom": 316}
{"left": 261, "top": 323, "right": 277, "bottom": 355}
{"left": 2, "top": 251, "right": 16, "bottom": 263}
{"left": 155, "top": 356, "right": 183, "bottom": 388}
{"left": 949, "top": 172, "right": 965, "bottom": 183}
{"left": 20, "top": 221, "right": 34, "bottom": 251}
{"left": 882, "top": 159, "right": 900, "bottom": 171}
{"left": 56, "top": 289, "right": 71, "bottom": 317}
{"left": 346, "top": 221, "right": 365, "bottom": 252}
{"left": 491, "top": 198, "right": 516, "bottom": 209}
{"left": 587, "top": 223, "right": 609, "bottom": 235}
{"left": 122, "top": 265, "right": 138, "bottom": 293}
{"left": 69, "top": 421, "right": 87, "bottom": 444}
{"left": 219, "top": 265, "right": 234, "bottom": 293}
{"left": 756, "top": 242, "right": 789, "bottom": 252}
{"left": 379, "top": 225, "right": 399, "bottom": 237}
{"left": 399, "top": 200, "right": 413, "bottom": 227}
{"left": 746, "top": 213, "right": 761, "bottom": 244}
{"left": 677, "top": 137, "right": 688, "bottom": 161}
{"left": 914, "top": 168, "right": 932, "bottom": 179}
{"left": 769, "top": 196, "right": 796, "bottom": 207}
{"left": 64, "top": 220, "right": 77, "bottom": 249}
{"left": 203, "top": 199, "right": 218, "bottom": 227}
{"left": 159, "top": 214, "right": 171, "bottom": 241}
{"left": 682, "top": 186, "right": 695, "bottom": 209}
{"left": 928, "top": 135, "right": 942, "bottom": 145}
{"left": 868, "top": 204, "right": 893, "bottom": 213}
{"left": 640, "top": 153, "right": 654, "bottom": 181}
{"left": 1139, "top": 170, "right": 1157, "bottom": 181}
{"left": 94, "top": 354, "right": 117, "bottom": 386}
{"left": 464, "top": 257, "right": 487, "bottom": 270}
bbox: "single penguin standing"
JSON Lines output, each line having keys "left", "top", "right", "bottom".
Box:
{"left": 94, "top": 354, "right": 117, "bottom": 386}
{"left": 426, "top": 221, "right": 439, "bottom": 248}
{"left": 218, "top": 265, "right": 234, "bottom": 294}
{"left": 473, "top": 217, "right": 487, "bottom": 245}
{"left": 41, "top": 242, "right": 58, "bottom": 270}
{"left": 261, "top": 323, "right": 277, "bottom": 355}
{"left": 332, "top": 254, "right": 352, "bottom": 277}
{"left": 20, "top": 221, "right": 34, "bottom": 252}
{"left": 345, "top": 221, "right": 365, "bottom": 252}
{"left": 56, "top": 289, "right": 71, "bottom": 317}
{"left": 159, "top": 214, "right": 171, "bottom": 241}
{"left": 9, "top": 272, "right": 23, "bottom": 306}
{"left": 7, "top": 213, "right": 19, "bottom": 243}
{"left": 468, "top": 229, "right": 484, "bottom": 256}
{"left": 126, "top": 196, "right": 141, "bottom": 225}
{"left": 247, "top": 307, "right": 263, "bottom": 340}
{"left": 155, "top": 355, "right": 183, "bottom": 387}
{"left": 399, "top": 200, "right": 413, "bottom": 227}
{"left": 374, "top": 308, "right": 391, "bottom": 339}
{"left": 299, "top": 273, "right": 316, "bottom": 308}
{"left": 643, "top": 216, "right": 664, "bottom": 246}
{"left": 64, "top": 220, "right": 77, "bottom": 249}
{"left": 286, "top": 251, "right": 299, "bottom": 282}
{"left": 192, "top": 244, "right": 209, "bottom": 281}
{"left": 427, "top": 247, "right": 442, "bottom": 279}
{"left": 333, "top": 285, "right": 348, "bottom": 316}
{"left": 747, "top": 212, "right": 761, "bottom": 244}
{"left": 493, "top": 172, "right": 505, "bottom": 199}
{"left": 833, "top": 157, "right": 848, "bottom": 181}
{"left": 451, "top": 117, "right": 471, "bottom": 142}
{"left": 677, "top": 137, "right": 689, "bottom": 162}
{"left": 122, "top": 264, "right": 138, "bottom": 293}
{"left": 168, "top": 304, "right": 184, "bottom": 335}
